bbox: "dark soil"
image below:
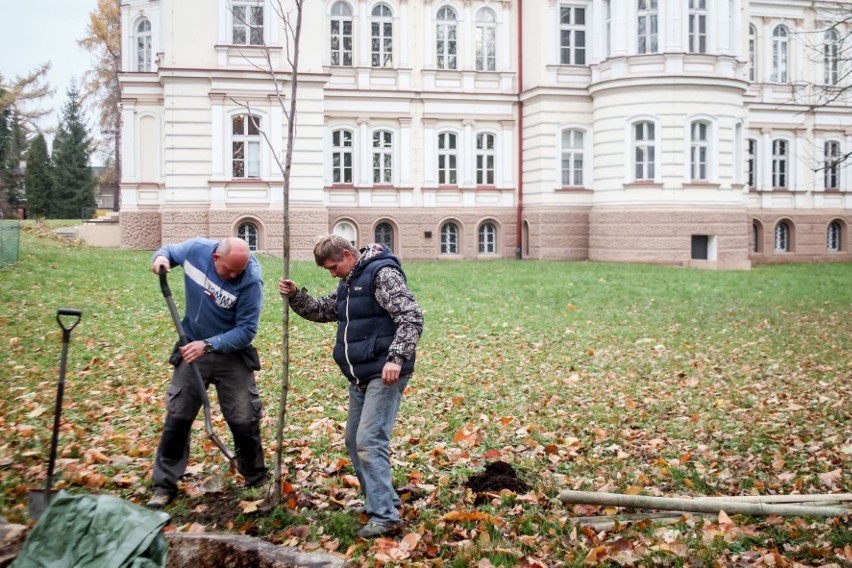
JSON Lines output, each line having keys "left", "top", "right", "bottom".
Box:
{"left": 465, "top": 461, "right": 530, "bottom": 493}
{"left": 168, "top": 492, "right": 249, "bottom": 531}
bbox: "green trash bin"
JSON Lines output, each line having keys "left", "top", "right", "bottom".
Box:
{"left": 1, "top": 219, "right": 20, "bottom": 265}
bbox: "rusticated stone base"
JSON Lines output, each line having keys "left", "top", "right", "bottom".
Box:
{"left": 589, "top": 206, "right": 751, "bottom": 267}
{"left": 749, "top": 209, "right": 852, "bottom": 264}
{"left": 121, "top": 212, "right": 162, "bottom": 250}
{"left": 326, "top": 207, "right": 517, "bottom": 260}
{"left": 521, "top": 207, "right": 591, "bottom": 260}
{"left": 119, "top": 207, "right": 329, "bottom": 261}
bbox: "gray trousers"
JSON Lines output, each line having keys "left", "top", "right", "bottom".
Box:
{"left": 152, "top": 351, "right": 267, "bottom": 494}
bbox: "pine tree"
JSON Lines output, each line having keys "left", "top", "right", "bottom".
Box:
{"left": 24, "top": 133, "right": 54, "bottom": 218}
{"left": 51, "top": 85, "right": 96, "bottom": 219}
{"left": 0, "top": 107, "right": 28, "bottom": 215}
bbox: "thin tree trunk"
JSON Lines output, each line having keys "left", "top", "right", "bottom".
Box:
{"left": 558, "top": 490, "right": 850, "bottom": 518}
{"left": 272, "top": 0, "right": 303, "bottom": 506}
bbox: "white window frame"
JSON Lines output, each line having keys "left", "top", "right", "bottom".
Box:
{"left": 478, "top": 221, "right": 498, "bottom": 255}
{"left": 559, "top": 4, "right": 587, "bottom": 65}
{"left": 436, "top": 5, "right": 458, "bottom": 70}
{"left": 748, "top": 24, "right": 757, "bottom": 82}
{"left": 684, "top": 117, "right": 717, "bottom": 183}
{"left": 371, "top": 3, "right": 393, "bottom": 68}
{"left": 331, "top": 128, "right": 354, "bottom": 185}
{"left": 237, "top": 220, "right": 260, "bottom": 251}
{"left": 372, "top": 129, "right": 394, "bottom": 185}
{"left": 334, "top": 220, "right": 358, "bottom": 245}
{"left": 330, "top": 1, "right": 354, "bottom": 67}
{"left": 475, "top": 8, "right": 497, "bottom": 71}
{"left": 823, "top": 28, "right": 839, "bottom": 86}
{"left": 747, "top": 137, "right": 758, "bottom": 189}
{"left": 437, "top": 130, "right": 459, "bottom": 185}
{"left": 440, "top": 221, "right": 459, "bottom": 255}
{"left": 629, "top": 119, "right": 658, "bottom": 182}
{"left": 605, "top": 0, "right": 612, "bottom": 58}
{"left": 771, "top": 138, "right": 789, "bottom": 189}
{"left": 637, "top": 0, "right": 658, "bottom": 55}
{"left": 688, "top": 0, "right": 707, "bottom": 54}
{"left": 475, "top": 131, "right": 496, "bottom": 186}
{"left": 231, "top": 0, "right": 265, "bottom": 46}
{"left": 827, "top": 221, "right": 842, "bottom": 252}
{"left": 560, "top": 128, "right": 586, "bottom": 187}
{"left": 774, "top": 221, "right": 791, "bottom": 252}
{"left": 231, "top": 113, "right": 263, "bottom": 179}
{"left": 136, "top": 19, "right": 153, "bottom": 72}
{"left": 771, "top": 25, "right": 789, "bottom": 83}
{"left": 824, "top": 139, "right": 841, "bottom": 190}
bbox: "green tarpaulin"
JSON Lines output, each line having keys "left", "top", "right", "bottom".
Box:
{"left": 12, "top": 492, "right": 169, "bottom": 568}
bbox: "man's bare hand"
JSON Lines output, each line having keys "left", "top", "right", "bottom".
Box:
{"left": 382, "top": 361, "right": 402, "bottom": 385}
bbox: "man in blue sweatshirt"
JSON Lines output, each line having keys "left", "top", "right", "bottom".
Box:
{"left": 147, "top": 237, "right": 268, "bottom": 509}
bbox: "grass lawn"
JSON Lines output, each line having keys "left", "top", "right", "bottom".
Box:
{"left": 1, "top": 224, "right": 850, "bottom": 566}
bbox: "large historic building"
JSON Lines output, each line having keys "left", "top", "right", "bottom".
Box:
{"left": 118, "top": 0, "right": 851, "bottom": 266}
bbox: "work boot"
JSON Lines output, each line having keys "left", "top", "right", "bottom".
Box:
{"left": 146, "top": 490, "right": 175, "bottom": 510}
{"left": 356, "top": 522, "right": 402, "bottom": 538}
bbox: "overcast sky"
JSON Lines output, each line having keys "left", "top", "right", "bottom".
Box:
{"left": 0, "top": 0, "right": 98, "bottom": 132}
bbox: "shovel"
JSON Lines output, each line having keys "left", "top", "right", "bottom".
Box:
{"left": 28, "top": 308, "right": 82, "bottom": 520}
{"left": 158, "top": 267, "right": 235, "bottom": 462}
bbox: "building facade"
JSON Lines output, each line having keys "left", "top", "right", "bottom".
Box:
{"left": 118, "top": 0, "right": 852, "bottom": 266}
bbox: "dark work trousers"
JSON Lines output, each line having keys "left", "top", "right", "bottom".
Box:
{"left": 152, "top": 351, "right": 267, "bottom": 495}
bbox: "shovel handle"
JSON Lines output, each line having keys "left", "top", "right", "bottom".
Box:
{"left": 158, "top": 266, "right": 173, "bottom": 298}
{"left": 56, "top": 308, "right": 81, "bottom": 341}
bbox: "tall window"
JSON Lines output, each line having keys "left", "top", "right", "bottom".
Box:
{"left": 331, "top": 129, "right": 353, "bottom": 184}
{"left": 232, "top": 2, "right": 263, "bottom": 46}
{"left": 774, "top": 221, "right": 790, "bottom": 252}
{"left": 605, "top": 0, "right": 612, "bottom": 57}
{"left": 824, "top": 141, "right": 840, "bottom": 190}
{"left": 637, "top": 0, "right": 658, "bottom": 54}
{"left": 772, "top": 139, "right": 788, "bottom": 188}
{"left": 634, "top": 121, "right": 655, "bottom": 181}
{"left": 824, "top": 29, "right": 839, "bottom": 86}
{"left": 475, "top": 9, "right": 497, "bottom": 71}
{"left": 438, "top": 132, "right": 458, "bottom": 185}
{"left": 375, "top": 222, "right": 394, "bottom": 250}
{"left": 688, "top": 0, "right": 707, "bottom": 53}
{"left": 436, "top": 6, "right": 458, "bottom": 70}
{"left": 232, "top": 114, "right": 261, "bottom": 179}
{"left": 690, "top": 121, "right": 709, "bottom": 181}
{"left": 476, "top": 133, "right": 495, "bottom": 185}
{"left": 440, "top": 222, "right": 459, "bottom": 254}
{"left": 334, "top": 221, "right": 357, "bottom": 245}
{"left": 561, "top": 128, "right": 584, "bottom": 187}
{"left": 371, "top": 3, "right": 393, "bottom": 68}
{"left": 827, "top": 221, "right": 842, "bottom": 252}
{"left": 559, "top": 6, "right": 586, "bottom": 65}
{"left": 238, "top": 221, "right": 259, "bottom": 251}
{"left": 771, "top": 25, "right": 789, "bottom": 83}
{"left": 330, "top": 1, "right": 353, "bottom": 66}
{"left": 136, "top": 19, "right": 152, "bottom": 72}
{"left": 748, "top": 24, "right": 757, "bottom": 82}
{"left": 372, "top": 130, "right": 393, "bottom": 184}
{"left": 478, "top": 222, "right": 497, "bottom": 254}
{"left": 747, "top": 138, "right": 758, "bottom": 189}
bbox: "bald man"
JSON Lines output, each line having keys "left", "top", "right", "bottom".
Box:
{"left": 147, "top": 237, "right": 268, "bottom": 509}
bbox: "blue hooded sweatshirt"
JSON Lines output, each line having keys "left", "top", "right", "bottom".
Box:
{"left": 153, "top": 238, "right": 263, "bottom": 352}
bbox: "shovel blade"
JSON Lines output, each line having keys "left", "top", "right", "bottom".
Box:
{"left": 28, "top": 489, "right": 59, "bottom": 520}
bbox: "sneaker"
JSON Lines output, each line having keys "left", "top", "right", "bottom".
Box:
{"left": 356, "top": 522, "right": 402, "bottom": 539}
{"left": 146, "top": 491, "right": 175, "bottom": 510}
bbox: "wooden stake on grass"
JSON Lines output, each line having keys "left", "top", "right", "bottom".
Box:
{"left": 558, "top": 490, "right": 850, "bottom": 518}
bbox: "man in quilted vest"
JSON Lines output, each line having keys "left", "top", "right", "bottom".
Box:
{"left": 279, "top": 235, "right": 423, "bottom": 538}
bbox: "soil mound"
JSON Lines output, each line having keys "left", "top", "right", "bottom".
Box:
{"left": 465, "top": 461, "right": 529, "bottom": 493}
